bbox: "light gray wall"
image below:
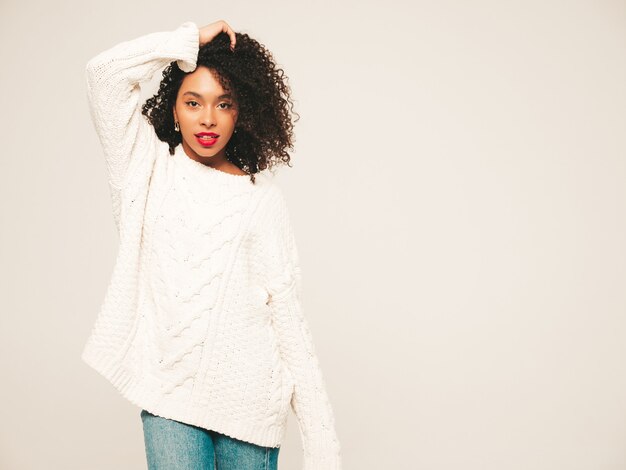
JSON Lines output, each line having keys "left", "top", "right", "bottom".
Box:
{"left": 0, "top": 0, "right": 625, "bottom": 469}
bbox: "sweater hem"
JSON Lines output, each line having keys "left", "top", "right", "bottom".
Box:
{"left": 81, "top": 343, "right": 286, "bottom": 448}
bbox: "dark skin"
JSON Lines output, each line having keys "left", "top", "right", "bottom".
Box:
{"left": 172, "top": 20, "right": 247, "bottom": 176}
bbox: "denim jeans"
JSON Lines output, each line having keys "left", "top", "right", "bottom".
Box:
{"left": 140, "top": 409, "right": 280, "bottom": 470}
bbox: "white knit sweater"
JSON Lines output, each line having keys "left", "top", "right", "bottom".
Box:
{"left": 81, "top": 21, "right": 342, "bottom": 470}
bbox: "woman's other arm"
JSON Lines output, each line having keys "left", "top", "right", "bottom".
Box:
{"left": 259, "top": 187, "right": 343, "bottom": 470}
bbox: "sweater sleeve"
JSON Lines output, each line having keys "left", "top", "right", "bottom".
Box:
{"left": 84, "top": 21, "right": 199, "bottom": 228}
{"left": 258, "top": 187, "right": 343, "bottom": 470}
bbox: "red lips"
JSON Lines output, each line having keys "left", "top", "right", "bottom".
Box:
{"left": 195, "top": 133, "right": 219, "bottom": 146}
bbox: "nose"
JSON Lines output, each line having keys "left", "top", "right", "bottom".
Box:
{"left": 201, "top": 107, "right": 217, "bottom": 127}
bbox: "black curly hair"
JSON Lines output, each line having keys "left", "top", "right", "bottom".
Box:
{"left": 141, "top": 31, "right": 300, "bottom": 183}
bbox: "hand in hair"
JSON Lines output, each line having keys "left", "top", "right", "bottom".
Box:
{"left": 199, "top": 19, "right": 237, "bottom": 50}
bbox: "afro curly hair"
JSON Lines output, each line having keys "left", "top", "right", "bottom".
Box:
{"left": 141, "top": 30, "right": 300, "bottom": 183}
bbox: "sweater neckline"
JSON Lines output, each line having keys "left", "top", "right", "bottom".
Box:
{"left": 174, "top": 144, "right": 253, "bottom": 185}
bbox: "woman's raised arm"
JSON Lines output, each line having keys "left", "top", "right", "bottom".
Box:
{"left": 84, "top": 21, "right": 199, "bottom": 225}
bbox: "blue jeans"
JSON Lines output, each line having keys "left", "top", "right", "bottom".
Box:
{"left": 140, "top": 409, "right": 280, "bottom": 470}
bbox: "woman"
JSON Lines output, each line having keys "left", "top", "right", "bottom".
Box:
{"left": 81, "top": 19, "right": 342, "bottom": 470}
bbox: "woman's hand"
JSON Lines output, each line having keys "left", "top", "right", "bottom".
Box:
{"left": 199, "top": 20, "right": 236, "bottom": 50}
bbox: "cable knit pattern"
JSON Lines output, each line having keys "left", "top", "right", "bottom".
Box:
{"left": 81, "top": 21, "right": 342, "bottom": 470}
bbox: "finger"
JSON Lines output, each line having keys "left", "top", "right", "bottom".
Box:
{"left": 226, "top": 25, "right": 236, "bottom": 49}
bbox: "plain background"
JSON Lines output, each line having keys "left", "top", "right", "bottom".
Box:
{"left": 1, "top": 0, "right": 625, "bottom": 469}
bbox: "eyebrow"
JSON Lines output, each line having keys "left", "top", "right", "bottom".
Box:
{"left": 182, "top": 91, "right": 233, "bottom": 100}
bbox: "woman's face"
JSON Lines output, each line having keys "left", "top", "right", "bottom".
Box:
{"left": 173, "top": 66, "right": 239, "bottom": 164}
